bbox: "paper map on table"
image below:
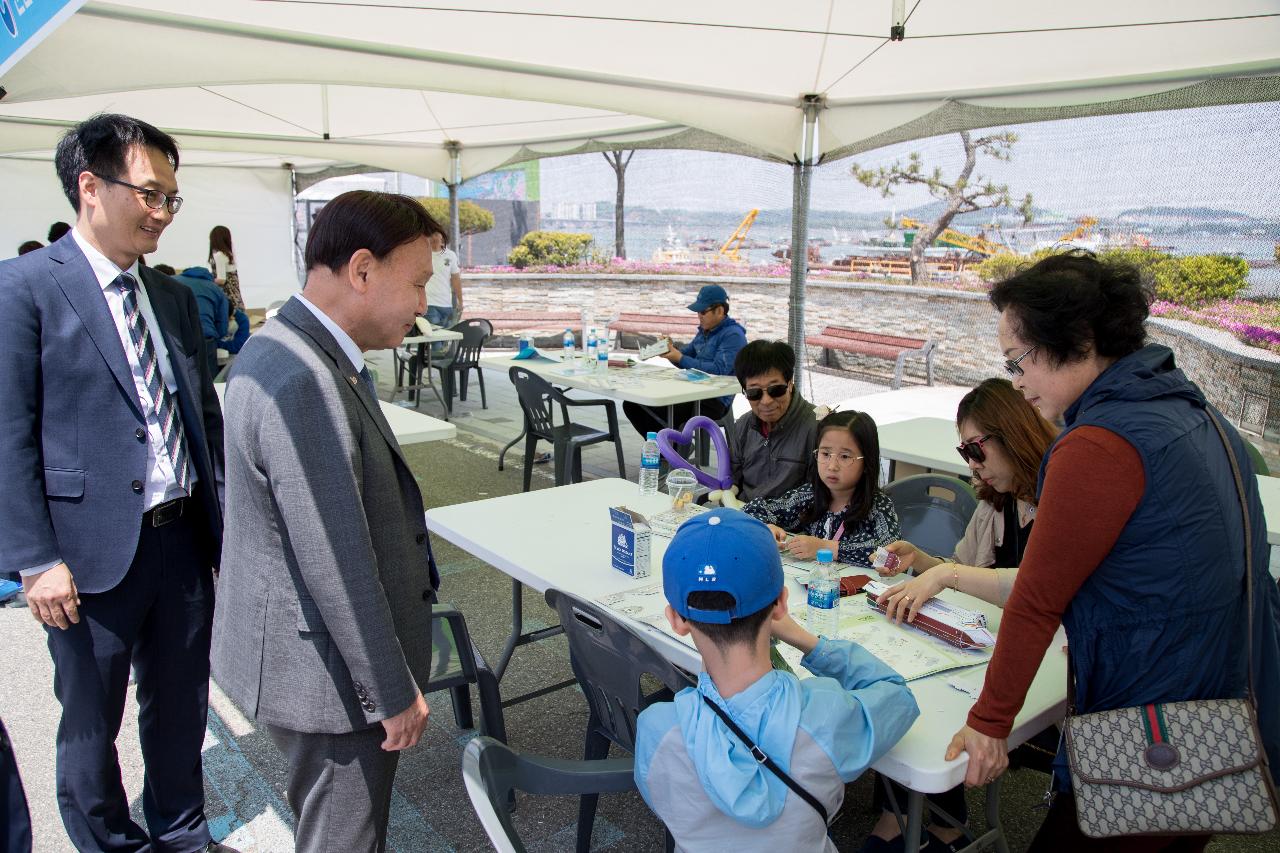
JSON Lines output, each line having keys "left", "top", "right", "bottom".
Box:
{"left": 775, "top": 595, "right": 991, "bottom": 681}
{"left": 596, "top": 577, "right": 990, "bottom": 682}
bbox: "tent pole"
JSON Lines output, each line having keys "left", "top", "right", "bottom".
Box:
{"left": 288, "top": 164, "right": 303, "bottom": 288}
{"left": 446, "top": 142, "right": 462, "bottom": 255}
{"left": 788, "top": 95, "right": 822, "bottom": 394}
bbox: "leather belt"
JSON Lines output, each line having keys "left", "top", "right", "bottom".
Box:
{"left": 144, "top": 497, "right": 187, "bottom": 528}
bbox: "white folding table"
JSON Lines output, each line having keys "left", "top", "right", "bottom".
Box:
{"left": 394, "top": 328, "right": 466, "bottom": 419}
{"left": 215, "top": 382, "right": 456, "bottom": 444}
{"left": 426, "top": 477, "right": 1068, "bottom": 852}
{"left": 877, "top": 416, "right": 971, "bottom": 479}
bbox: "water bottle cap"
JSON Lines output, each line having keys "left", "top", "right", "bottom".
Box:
{"left": 646, "top": 432, "right": 658, "bottom": 440}
{"left": 816, "top": 548, "right": 834, "bottom": 563}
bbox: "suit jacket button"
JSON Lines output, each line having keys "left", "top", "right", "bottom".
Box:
{"left": 362, "top": 701, "right": 376, "bottom": 712}
{"left": 416, "top": 533, "right": 426, "bottom": 544}
{"left": 353, "top": 680, "right": 364, "bottom": 690}
{"left": 135, "top": 428, "right": 146, "bottom": 442}
{"left": 131, "top": 480, "right": 144, "bottom": 493}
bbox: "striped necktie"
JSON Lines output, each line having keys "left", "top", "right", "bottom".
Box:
{"left": 115, "top": 273, "right": 192, "bottom": 494}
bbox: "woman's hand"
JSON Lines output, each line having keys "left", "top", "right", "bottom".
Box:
{"left": 782, "top": 535, "right": 831, "bottom": 561}
{"left": 945, "top": 725, "right": 1009, "bottom": 788}
{"left": 877, "top": 565, "right": 949, "bottom": 624}
{"left": 878, "top": 540, "right": 930, "bottom": 577}
{"left": 766, "top": 524, "right": 788, "bottom": 545}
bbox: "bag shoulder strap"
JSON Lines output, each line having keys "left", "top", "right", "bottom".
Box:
{"left": 699, "top": 693, "right": 829, "bottom": 824}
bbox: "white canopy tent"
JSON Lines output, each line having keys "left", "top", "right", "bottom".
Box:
{"left": 3, "top": 1, "right": 1279, "bottom": 351}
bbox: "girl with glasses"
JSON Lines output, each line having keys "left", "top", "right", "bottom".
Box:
{"left": 862, "top": 378, "right": 1057, "bottom": 853}
{"left": 742, "top": 410, "right": 899, "bottom": 565}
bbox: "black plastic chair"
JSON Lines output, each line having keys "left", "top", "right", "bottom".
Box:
{"left": 427, "top": 605, "right": 507, "bottom": 744}
{"left": 462, "top": 736, "right": 636, "bottom": 853}
{"left": 883, "top": 473, "right": 979, "bottom": 560}
{"left": 433, "top": 318, "right": 492, "bottom": 412}
{"left": 545, "top": 588, "right": 695, "bottom": 853}
{"left": 508, "top": 366, "right": 626, "bottom": 491}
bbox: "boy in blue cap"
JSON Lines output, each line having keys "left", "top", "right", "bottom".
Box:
{"left": 623, "top": 283, "right": 747, "bottom": 436}
{"left": 634, "top": 508, "right": 919, "bottom": 851}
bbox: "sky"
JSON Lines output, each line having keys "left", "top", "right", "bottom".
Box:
{"left": 538, "top": 102, "right": 1280, "bottom": 219}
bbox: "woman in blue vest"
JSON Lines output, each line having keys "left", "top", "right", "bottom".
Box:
{"left": 947, "top": 251, "right": 1280, "bottom": 852}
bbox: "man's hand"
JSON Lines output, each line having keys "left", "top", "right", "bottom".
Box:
{"left": 661, "top": 337, "right": 682, "bottom": 363}
{"left": 23, "top": 563, "right": 80, "bottom": 629}
{"left": 381, "top": 691, "right": 430, "bottom": 751}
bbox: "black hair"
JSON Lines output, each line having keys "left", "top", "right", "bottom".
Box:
{"left": 799, "top": 410, "right": 882, "bottom": 531}
{"left": 47, "top": 222, "right": 71, "bottom": 243}
{"left": 683, "top": 591, "right": 776, "bottom": 649}
{"left": 54, "top": 114, "right": 179, "bottom": 213}
{"left": 152, "top": 264, "right": 177, "bottom": 276}
{"left": 734, "top": 339, "right": 795, "bottom": 386}
{"left": 989, "top": 250, "right": 1152, "bottom": 367}
{"left": 304, "top": 191, "right": 443, "bottom": 273}
{"left": 18, "top": 240, "right": 43, "bottom": 256}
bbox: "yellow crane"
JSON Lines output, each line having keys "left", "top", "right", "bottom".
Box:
{"left": 718, "top": 209, "right": 760, "bottom": 262}
{"left": 899, "top": 217, "right": 1011, "bottom": 257}
{"left": 1057, "top": 216, "right": 1098, "bottom": 243}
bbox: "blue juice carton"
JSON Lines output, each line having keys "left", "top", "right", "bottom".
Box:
{"left": 609, "top": 506, "right": 651, "bottom": 578}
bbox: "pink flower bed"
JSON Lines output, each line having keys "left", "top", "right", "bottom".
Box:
{"left": 1150, "top": 299, "right": 1280, "bottom": 353}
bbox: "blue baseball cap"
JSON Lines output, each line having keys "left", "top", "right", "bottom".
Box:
{"left": 662, "top": 508, "right": 783, "bottom": 624}
{"left": 687, "top": 284, "right": 729, "bottom": 313}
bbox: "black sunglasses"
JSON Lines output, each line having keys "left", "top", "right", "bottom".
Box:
{"left": 956, "top": 434, "right": 994, "bottom": 464}
{"left": 742, "top": 382, "right": 789, "bottom": 402}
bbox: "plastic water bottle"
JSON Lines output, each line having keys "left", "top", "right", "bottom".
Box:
{"left": 807, "top": 548, "right": 840, "bottom": 638}
{"left": 586, "top": 328, "right": 598, "bottom": 370}
{"left": 562, "top": 328, "right": 575, "bottom": 362}
{"left": 597, "top": 349, "right": 609, "bottom": 372}
{"left": 639, "top": 431, "right": 661, "bottom": 496}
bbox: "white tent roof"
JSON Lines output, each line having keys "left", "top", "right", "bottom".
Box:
{"left": 2, "top": 1, "right": 1279, "bottom": 179}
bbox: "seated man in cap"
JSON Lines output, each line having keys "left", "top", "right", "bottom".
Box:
{"left": 634, "top": 508, "right": 919, "bottom": 852}
{"left": 623, "top": 283, "right": 747, "bottom": 436}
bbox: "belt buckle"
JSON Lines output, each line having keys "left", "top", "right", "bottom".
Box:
{"left": 150, "top": 498, "right": 184, "bottom": 527}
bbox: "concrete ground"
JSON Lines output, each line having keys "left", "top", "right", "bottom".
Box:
{"left": 3, "top": 357, "right": 1276, "bottom": 852}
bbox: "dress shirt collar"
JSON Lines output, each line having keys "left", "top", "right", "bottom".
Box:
{"left": 294, "top": 292, "right": 365, "bottom": 375}
{"left": 71, "top": 226, "right": 141, "bottom": 291}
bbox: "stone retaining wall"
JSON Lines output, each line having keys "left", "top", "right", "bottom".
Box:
{"left": 462, "top": 273, "right": 1280, "bottom": 452}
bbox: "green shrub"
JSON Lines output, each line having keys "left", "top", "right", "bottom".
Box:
{"left": 508, "top": 231, "right": 595, "bottom": 268}
{"left": 1153, "top": 254, "right": 1250, "bottom": 304}
{"left": 414, "top": 198, "right": 495, "bottom": 236}
{"left": 975, "top": 248, "right": 1055, "bottom": 283}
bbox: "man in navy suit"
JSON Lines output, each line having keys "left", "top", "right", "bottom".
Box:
{"left": 0, "top": 115, "right": 232, "bottom": 852}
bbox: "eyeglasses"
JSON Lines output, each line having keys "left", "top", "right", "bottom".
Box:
{"left": 742, "top": 382, "right": 790, "bottom": 402}
{"left": 814, "top": 448, "right": 863, "bottom": 467}
{"left": 92, "top": 173, "right": 183, "bottom": 214}
{"left": 956, "top": 434, "right": 994, "bottom": 464}
{"left": 1004, "top": 345, "right": 1037, "bottom": 377}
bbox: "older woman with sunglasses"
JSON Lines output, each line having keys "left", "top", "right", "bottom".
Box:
{"left": 944, "top": 251, "right": 1280, "bottom": 853}
{"left": 863, "top": 378, "right": 1056, "bottom": 853}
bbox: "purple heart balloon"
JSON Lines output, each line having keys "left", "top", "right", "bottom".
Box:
{"left": 656, "top": 415, "right": 733, "bottom": 491}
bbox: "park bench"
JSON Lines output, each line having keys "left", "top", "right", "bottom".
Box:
{"left": 606, "top": 312, "right": 701, "bottom": 349}
{"left": 805, "top": 326, "right": 936, "bottom": 390}
{"left": 481, "top": 310, "right": 585, "bottom": 346}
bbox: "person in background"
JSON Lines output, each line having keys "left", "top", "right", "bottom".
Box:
{"left": 951, "top": 251, "right": 1280, "bottom": 852}
{"left": 425, "top": 230, "right": 462, "bottom": 328}
{"left": 17, "top": 241, "right": 43, "bottom": 256}
{"left": 208, "top": 224, "right": 245, "bottom": 312}
{"left": 172, "top": 266, "right": 231, "bottom": 378}
{"left": 744, "top": 410, "right": 899, "bottom": 566}
{"left": 862, "top": 378, "right": 1057, "bottom": 853}
{"left": 634, "top": 508, "right": 919, "bottom": 851}
{"left": 152, "top": 263, "right": 176, "bottom": 275}
{"left": 0, "top": 113, "right": 229, "bottom": 852}
{"left": 623, "top": 283, "right": 747, "bottom": 436}
{"left": 46, "top": 221, "right": 71, "bottom": 243}
{"left": 727, "top": 340, "right": 817, "bottom": 503}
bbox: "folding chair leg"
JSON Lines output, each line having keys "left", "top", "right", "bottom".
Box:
{"left": 522, "top": 433, "right": 537, "bottom": 492}
{"left": 576, "top": 728, "right": 612, "bottom": 853}
{"left": 499, "top": 427, "right": 527, "bottom": 472}
{"left": 449, "top": 684, "right": 474, "bottom": 730}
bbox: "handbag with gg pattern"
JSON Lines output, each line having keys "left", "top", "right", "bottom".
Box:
{"left": 1064, "top": 410, "right": 1279, "bottom": 838}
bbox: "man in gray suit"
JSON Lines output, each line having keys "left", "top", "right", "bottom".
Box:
{"left": 211, "top": 191, "right": 442, "bottom": 852}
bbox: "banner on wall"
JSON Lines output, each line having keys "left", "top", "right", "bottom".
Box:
{"left": 0, "top": 0, "right": 88, "bottom": 79}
